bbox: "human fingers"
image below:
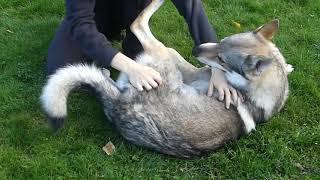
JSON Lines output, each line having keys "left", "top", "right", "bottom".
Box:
{"left": 207, "top": 82, "right": 214, "bottom": 97}
{"left": 218, "top": 87, "right": 224, "bottom": 101}
{"left": 147, "top": 78, "right": 159, "bottom": 88}
{"left": 152, "top": 71, "right": 162, "bottom": 85}
{"left": 147, "top": 68, "right": 162, "bottom": 85}
{"left": 142, "top": 80, "right": 152, "bottom": 91}
{"left": 224, "top": 88, "right": 231, "bottom": 109}
{"left": 135, "top": 82, "right": 144, "bottom": 91}
{"left": 230, "top": 86, "right": 238, "bottom": 104}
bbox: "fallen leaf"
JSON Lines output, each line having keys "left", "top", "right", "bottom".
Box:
{"left": 232, "top": 21, "right": 241, "bottom": 30}
{"left": 102, "top": 141, "right": 116, "bottom": 155}
{"left": 6, "top": 29, "right": 14, "bottom": 34}
{"left": 294, "top": 163, "right": 304, "bottom": 171}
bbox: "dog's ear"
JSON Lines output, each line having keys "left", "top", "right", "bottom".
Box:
{"left": 254, "top": 19, "right": 279, "bottom": 40}
{"left": 192, "top": 43, "right": 219, "bottom": 58}
{"left": 244, "top": 55, "right": 273, "bottom": 76}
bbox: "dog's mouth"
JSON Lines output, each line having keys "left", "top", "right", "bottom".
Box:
{"left": 197, "top": 56, "right": 228, "bottom": 72}
{"left": 197, "top": 54, "right": 248, "bottom": 79}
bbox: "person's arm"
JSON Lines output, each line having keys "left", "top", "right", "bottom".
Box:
{"left": 111, "top": 53, "right": 162, "bottom": 91}
{"left": 171, "top": 0, "right": 218, "bottom": 45}
{"left": 66, "top": 0, "right": 162, "bottom": 90}
{"left": 66, "top": 0, "right": 118, "bottom": 67}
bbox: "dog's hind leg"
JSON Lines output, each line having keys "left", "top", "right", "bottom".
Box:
{"left": 130, "top": 0, "right": 167, "bottom": 56}
{"left": 130, "top": 0, "right": 209, "bottom": 88}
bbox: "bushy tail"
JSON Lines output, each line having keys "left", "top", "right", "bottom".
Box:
{"left": 40, "top": 64, "right": 121, "bottom": 131}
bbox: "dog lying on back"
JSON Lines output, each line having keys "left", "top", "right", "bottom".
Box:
{"left": 41, "top": 0, "right": 293, "bottom": 158}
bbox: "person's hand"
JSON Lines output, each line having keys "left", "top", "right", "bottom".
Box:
{"left": 207, "top": 68, "right": 238, "bottom": 109}
{"left": 126, "top": 62, "right": 162, "bottom": 91}
{"left": 111, "top": 52, "right": 162, "bottom": 91}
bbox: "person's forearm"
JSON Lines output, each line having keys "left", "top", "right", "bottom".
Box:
{"left": 111, "top": 52, "right": 136, "bottom": 73}
{"left": 171, "top": 0, "right": 218, "bottom": 45}
{"left": 66, "top": 0, "right": 119, "bottom": 67}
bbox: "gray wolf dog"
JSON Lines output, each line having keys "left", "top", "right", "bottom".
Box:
{"left": 41, "top": 0, "right": 293, "bottom": 157}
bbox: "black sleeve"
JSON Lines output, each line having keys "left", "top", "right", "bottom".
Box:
{"left": 65, "top": 0, "right": 119, "bottom": 67}
{"left": 171, "top": 0, "right": 218, "bottom": 45}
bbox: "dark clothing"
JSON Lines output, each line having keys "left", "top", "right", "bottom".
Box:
{"left": 47, "top": 0, "right": 218, "bottom": 75}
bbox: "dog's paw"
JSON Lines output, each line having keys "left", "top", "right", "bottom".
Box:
{"left": 237, "top": 104, "right": 256, "bottom": 134}
{"left": 286, "top": 64, "right": 294, "bottom": 74}
{"left": 225, "top": 71, "right": 248, "bottom": 89}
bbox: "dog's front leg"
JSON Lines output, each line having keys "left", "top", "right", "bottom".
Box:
{"left": 225, "top": 71, "right": 249, "bottom": 91}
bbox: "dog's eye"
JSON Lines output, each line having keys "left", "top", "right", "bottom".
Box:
{"left": 217, "top": 53, "right": 226, "bottom": 63}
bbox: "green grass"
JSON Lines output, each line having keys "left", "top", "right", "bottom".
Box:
{"left": 0, "top": 0, "right": 319, "bottom": 178}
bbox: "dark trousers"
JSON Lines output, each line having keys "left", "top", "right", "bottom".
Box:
{"left": 94, "top": 0, "right": 151, "bottom": 58}
{"left": 46, "top": 0, "right": 217, "bottom": 75}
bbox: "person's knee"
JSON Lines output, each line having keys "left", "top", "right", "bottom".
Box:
{"left": 46, "top": 55, "right": 60, "bottom": 76}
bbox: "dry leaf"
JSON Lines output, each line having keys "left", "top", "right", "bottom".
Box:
{"left": 6, "top": 29, "right": 14, "bottom": 34}
{"left": 232, "top": 21, "right": 241, "bottom": 30}
{"left": 102, "top": 141, "right": 116, "bottom": 155}
{"left": 294, "top": 163, "right": 304, "bottom": 171}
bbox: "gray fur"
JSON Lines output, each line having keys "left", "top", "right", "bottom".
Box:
{"left": 41, "top": 54, "right": 244, "bottom": 158}
{"left": 41, "top": 39, "right": 290, "bottom": 158}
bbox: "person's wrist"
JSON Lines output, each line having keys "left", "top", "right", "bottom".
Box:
{"left": 111, "top": 53, "right": 136, "bottom": 74}
{"left": 119, "top": 58, "right": 132, "bottom": 74}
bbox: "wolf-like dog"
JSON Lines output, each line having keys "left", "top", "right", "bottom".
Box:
{"left": 41, "top": 0, "right": 293, "bottom": 158}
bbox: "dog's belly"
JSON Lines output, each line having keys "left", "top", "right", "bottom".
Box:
{"left": 110, "top": 53, "right": 243, "bottom": 157}
{"left": 107, "top": 84, "right": 243, "bottom": 157}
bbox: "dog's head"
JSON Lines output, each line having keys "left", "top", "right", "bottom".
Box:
{"left": 193, "top": 19, "right": 281, "bottom": 80}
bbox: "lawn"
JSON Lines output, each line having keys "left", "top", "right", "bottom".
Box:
{"left": 0, "top": 0, "right": 319, "bottom": 178}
